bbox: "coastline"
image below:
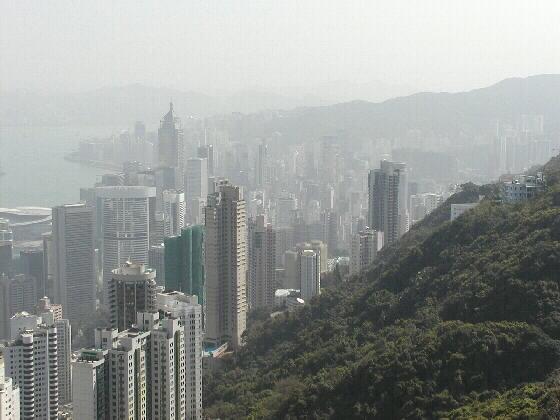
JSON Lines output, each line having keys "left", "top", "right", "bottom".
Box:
{"left": 64, "top": 152, "right": 121, "bottom": 172}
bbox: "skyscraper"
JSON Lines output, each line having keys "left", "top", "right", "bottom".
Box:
{"left": 0, "top": 218, "right": 13, "bottom": 277}
{"left": 350, "top": 229, "right": 384, "bottom": 276}
{"left": 41, "top": 232, "right": 55, "bottom": 301}
{"left": 108, "top": 262, "right": 157, "bottom": 331}
{"left": 204, "top": 180, "right": 247, "bottom": 349}
{"left": 282, "top": 250, "right": 298, "bottom": 290}
{"left": 275, "top": 226, "right": 294, "bottom": 268}
{"left": 71, "top": 349, "right": 108, "bottom": 420}
{"left": 96, "top": 186, "right": 156, "bottom": 304}
{"left": 294, "top": 241, "right": 327, "bottom": 274}
{"left": 148, "top": 244, "right": 165, "bottom": 286}
{"left": 275, "top": 194, "right": 297, "bottom": 228}
{"left": 298, "top": 249, "right": 320, "bottom": 302}
{"left": 95, "top": 326, "right": 149, "bottom": 420}
{"left": 164, "top": 225, "right": 205, "bottom": 304}
{"left": 197, "top": 144, "right": 214, "bottom": 176}
{"left": 158, "top": 102, "right": 184, "bottom": 172}
{"left": 185, "top": 158, "right": 208, "bottom": 222}
{"left": 248, "top": 215, "right": 277, "bottom": 310}
{"left": 74, "top": 311, "right": 190, "bottom": 420}
{"left": 138, "top": 312, "right": 186, "bottom": 420}
{"left": 4, "top": 316, "right": 59, "bottom": 420}
{"left": 368, "top": 161, "right": 409, "bottom": 245}
{"left": 9, "top": 306, "right": 73, "bottom": 408}
{"left": 321, "top": 210, "right": 339, "bottom": 257}
{"left": 20, "top": 248, "right": 44, "bottom": 301}
{"left": 254, "top": 141, "right": 268, "bottom": 188}
{"left": 162, "top": 190, "right": 186, "bottom": 237}
{"left": 51, "top": 203, "right": 96, "bottom": 324}
{"left": 151, "top": 211, "right": 165, "bottom": 247}
{"left": 156, "top": 291, "right": 203, "bottom": 420}
{"left": 37, "top": 299, "right": 72, "bottom": 405}
{"left": 0, "top": 274, "right": 37, "bottom": 339}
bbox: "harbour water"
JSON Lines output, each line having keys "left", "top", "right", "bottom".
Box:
{"left": 0, "top": 125, "right": 122, "bottom": 208}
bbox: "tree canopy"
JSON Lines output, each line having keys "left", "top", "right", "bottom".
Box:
{"left": 204, "top": 158, "right": 560, "bottom": 419}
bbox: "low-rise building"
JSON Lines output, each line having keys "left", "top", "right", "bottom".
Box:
{"left": 502, "top": 174, "right": 546, "bottom": 203}
{"left": 450, "top": 203, "right": 479, "bottom": 221}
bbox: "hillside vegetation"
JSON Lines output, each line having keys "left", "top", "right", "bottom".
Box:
{"left": 204, "top": 158, "right": 560, "bottom": 419}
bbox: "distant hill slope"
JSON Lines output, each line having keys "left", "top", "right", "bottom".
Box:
{"left": 204, "top": 157, "right": 560, "bottom": 419}
{"left": 2, "top": 75, "right": 560, "bottom": 138}
{"left": 220, "top": 74, "right": 560, "bottom": 143}
{"left": 0, "top": 84, "right": 304, "bottom": 126}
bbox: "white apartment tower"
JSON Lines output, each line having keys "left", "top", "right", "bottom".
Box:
{"left": 11, "top": 304, "right": 72, "bottom": 408}
{"left": 204, "top": 180, "right": 247, "bottom": 350}
{"left": 96, "top": 186, "right": 156, "bottom": 304}
{"left": 350, "top": 229, "right": 384, "bottom": 276}
{"left": 8, "top": 306, "right": 72, "bottom": 408}
{"left": 53, "top": 318, "right": 71, "bottom": 405}
{"left": 74, "top": 312, "right": 189, "bottom": 420}
{"left": 137, "top": 312, "right": 186, "bottom": 420}
{"left": 51, "top": 203, "right": 96, "bottom": 325}
{"left": 0, "top": 355, "right": 20, "bottom": 420}
{"left": 4, "top": 320, "right": 59, "bottom": 419}
{"left": 162, "top": 190, "right": 186, "bottom": 237}
{"left": 157, "top": 291, "right": 203, "bottom": 420}
{"left": 20, "top": 308, "right": 72, "bottom": 405}
{"left": 71, "top": 349, "right": 108, "bottom": 420}
{"left": 95, "top": 327, "right": 149, "bottom": 420}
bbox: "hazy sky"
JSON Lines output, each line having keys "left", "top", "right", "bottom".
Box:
{"left": 2, "top": 0, "right": 560, "bottom": 95}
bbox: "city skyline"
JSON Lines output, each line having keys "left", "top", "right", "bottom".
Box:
{"left": 1, "top": 1, "right": 560, "bottom": 411}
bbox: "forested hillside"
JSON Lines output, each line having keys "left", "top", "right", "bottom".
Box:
{"left": 204, "top": 157, "right": 560, "bottom": 419}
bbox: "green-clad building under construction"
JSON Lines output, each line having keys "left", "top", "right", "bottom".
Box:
{"left": 164, "top": 225, "right": 205, "bottom": 304}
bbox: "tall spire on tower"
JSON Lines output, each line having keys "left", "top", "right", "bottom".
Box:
{"left": 163, "top": 101, "right": 174, "bottom": 122}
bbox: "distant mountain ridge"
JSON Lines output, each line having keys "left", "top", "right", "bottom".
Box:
{"left": 218, "top": 74, "right": 560, "bottom": 144}
{"left": 2, "top": 75, "right": 560, "bottom": 141}
{"left": 0, "top": 79, "right": 412, "bottom": 127}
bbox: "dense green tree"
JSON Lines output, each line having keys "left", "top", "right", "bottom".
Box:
{"left": 204, "top": 158, "right": 560, "bottom": 419}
